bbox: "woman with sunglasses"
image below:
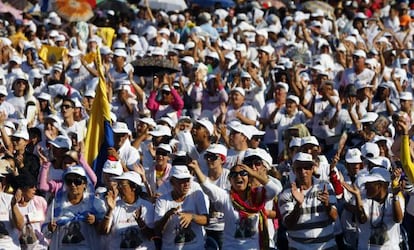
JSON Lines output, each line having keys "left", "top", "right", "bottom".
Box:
{"left": 146, "top": 80, "right": 184, "bottom": 121}
{"left": 44, "top": 166, "right": 106, "bottom": 250}
{"left": 187, "top": 160, "right": 280, "bottom": 249}
{"left": 145, "top": 143, "right": 172, "bottom": 197}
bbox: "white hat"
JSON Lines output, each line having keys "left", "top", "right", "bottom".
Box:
{"left": 247, "top": 125, "right": 265, "bottom": 137}
{"left": 359, "top": 112, "right": 378, "bottom": 123}
{"left": 118, "top": 26, "right": 131, "bottom": 34}
{"left": 55, "top": 35, "right": 65, "bottom": 42}
{"left": 149, "top": 125, "right": 172, "bottom": 137}
{"left": 231, "top": 87, "right": 245, "bottom": 96}
{"left": 400, "top": 58, "right": 410, "bottom": 65}
{"left": 37, "top": 92, "right": 51, "bottom": 101}
{"left": 345, "top": 148, "right": 363, "bottom": 163}
{"left": 48, "top": 84, "right": 68, "bottom": 97}
{"left": 68, "top": 49, "right": 82, "bottom": 57}
{"left": 157, "top": 143, "right": 172, "bottom": 153}
{"left": 206, "top": 51, "right": 219, "bottom": 60}
{"left": 311, "top": 9, "right": 324, "bottom": 17}
{"left": 353, "top": 49, "right": 367, "bottom": 58}
{"left": 113, "top": 49, "right": 127, "bottom": 58}
{"left": 138, "top": 117, "right": 156, "bottom": 127}
{"left": 49, "top": 135, "right": 72, "bottom": 149}
{"left": 152, "top": 47, "right": 165, "bottom": 56}
{"left": 100, "top": 46, "right": 112, "bottom": 55}
{"left": 112, "top": 41, "right": 126, "bottom": 50}
{"left": 206, "top": 143, "right": 228, "bottom": 157}
{"left": 0, "top": 86, "right": 7, "bottom": 96}
{"left": 84, "top": 89, "right": 96, "bottom": 98}
{"left": 275, "top": 82, "right": 289, "bottom": 92}
{"left": 361, "top": 142, "right": 383, "bottom": 166}
{"left": 235, "top": 43, "right": 247, "bottom": 52}
{"left": 50, "top": 16, "right": 62, "bottom": 26}
{"left": 258, "top": 45, "right": 274, "bottom": 55}
{"left": 355, "top": 12, "right": 368, "bottom": 19}
{"left": 337, "top": 43, "right": 347, "bottom": 52}
{"left": 12, "top": 123, "right": 29, "bottom": 140}
{"left": 158, "top": 116, "right": 175, "bottom": 128}
{"left": 181, "top": 56, "right": 195, "bottom": 65}
{"left": 287, "top": 95, "right": 300, "bottom": 105}
{"left": 228, "top": 122, "right": 252, "bottom": 140}
{"left": 113, "top": 171, "right": 143, "bottom": 186}
{"left": 301, "top": 136, "right": 319, "bottom": 146}
{"left": 102, "top": 159, "right": 123, "bottom": 176}
{"left": 64, "top": 165, "right": 86, "bottom": 178}
{"left": 310, "top": 20, "right": 322, "bottom": 28}
{"left": 400, "top": 91, "right": 413, "bottom": 101}
{"left": 293, "top": 152, "right": 314, "bottom": 163}
{"left": 240, "top": 71, "right": 251, "bottom": 79}
{"left": 53, "top": 63, "right": 63, "bottom": 73}
{"left": 112, "top": 122, "right": 130, "bottom": 134}
{"left": 344, "top": 36, "right": 357, "bottom": 45}
{"left": 195, "top": 119, "right": 214, "bottom": 135}
{"left": 299, "top": 72, "right": 310, "bottom": 81}
{"left": 354, "top": 79, "right": 372, "bottom": 90}
{"left": 362, "top": 167, "right": 391, "bottom": 183}
{"left": 159, "top": 28, "right": 170, "bottom": 36}
{"left": 170, "top": 165, "right": 192, "bottom": 179}
{"left": 255, "top": 29, "right": 268, "bottom": 39}
{"left": 244, "top": 148, "right": 273, "bottom": 169}
{"left": 10, "top": 56, "right": 22, "bottom": 65}
{"left": 289, "top": 137, "right": 302, "bottom": 148}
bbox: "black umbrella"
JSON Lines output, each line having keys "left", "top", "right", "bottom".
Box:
{"left": 131, "top": 57, "right": 181, "bottom": 77}
{"left": 96, "top": 0, "right": 134, "bottom": 17}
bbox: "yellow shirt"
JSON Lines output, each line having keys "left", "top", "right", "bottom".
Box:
{"left": 400, "top": 135, "right": 414, "bottom": 183}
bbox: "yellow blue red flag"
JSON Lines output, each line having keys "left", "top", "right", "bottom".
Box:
{"left": 84, "top": 47, "right": 113, "bottom": 183}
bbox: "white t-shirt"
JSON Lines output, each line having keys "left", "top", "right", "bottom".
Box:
{"left": 45, "top": 195, "right": 106, "bottom": 250}
{"left": 154, "top": 190, "right": 208, "bottom": 250}
{"left": 0, "top": 192, "right": 20, "bottom": 250}
{"left": 226, "top": 104, "right": 257, "bottom": 124}
{"left": 104, "top": 198, "right": 155, "bottom": 250}
{"left": 224, "top": 149, "right": 246, "bottom": 170}
{"left": 118, "top": 139, "right": 140, "bottom": 170}
{"left": 357, "top": 195, "right": 404, "bottom": 250}
{"left": 339, "top": 68, "right": 375, "bottom": 89}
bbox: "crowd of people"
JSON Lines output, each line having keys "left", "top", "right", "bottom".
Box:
{"left": 0, "top": 0, "right": 414, "bottom": 249}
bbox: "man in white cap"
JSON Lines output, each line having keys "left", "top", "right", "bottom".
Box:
{"left": 154, "top": 165, "right": 208, "bottom": 250}
{"left": 224, "top": 122, "right": 251, "bottom": 169}
{"left": 342, "top": 167, "right": 404, "bottom": 250}
{"left": 399, "top": 91, "right": 414, "bottom": 126}
{"left": 339, "top": 49, "right": 375, "bottom": 89}
{"left": 279, "top": 152, "right": 337, "bottom": 249}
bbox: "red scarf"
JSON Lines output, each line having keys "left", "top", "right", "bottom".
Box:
{"left": 230, "top": 187, "right": 269, "bottom": 250}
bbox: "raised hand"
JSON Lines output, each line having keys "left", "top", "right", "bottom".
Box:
{"left": 317, "top": 184, "right": 330, "bottom": 207}
{"left": 342, "top": 182, "right": 360, "bottom": 197}
{"left": 291, "top": 182, "right": 304, "bottom": 205}
{"left": 105, "top": 190, "right": 116, "bottom": 211}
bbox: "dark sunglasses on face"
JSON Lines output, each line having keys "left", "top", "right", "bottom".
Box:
{"left": 352, "top": 55, "right": 361, "bottom": 60}
{"left": 156, "top": 149, "right": 169, "bottom": 156}
{"left": 65, "top": 177, "right": 84, "bottom": 186}
{"left": 61, "top": 104, "right": 73, "bottom": 110}
{"left": 204, "top": 153, "right": 219, "bottom": 161}
{"left": 229, "top": 170, "right": 249, "bottom": 178}
{"left": 295, "top": 165, "right": 313, "bottom": 171}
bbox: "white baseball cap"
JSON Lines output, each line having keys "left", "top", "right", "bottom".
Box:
{"left": 195, "top": 119, "right": 214, "bottom": 136}
{"left": 359, "top": 112, "right": 378, "bottom": 123}
{"left": 362, "top": 167, "right": 391, "bottom": 183}
{"left": 206, "top": 144, "right": 228, "bottom": 157}
{"left": 244, "top": 148, "right": 273, "bottom": 169}
{"left": 345, "top": 148, "right": 363, "bottom": 163}
{"left": 112, "top": 171, "right": 143, "bottom": 186}
{"left": 301, "top": 136, "right": 319, "bottom": 146}
{"left": 231, "top": 87, "right": 245, "bottom": 97}
{"left": 293, "top": 152, "right": 314, "bottom": 163}
{"left": 102, "top": 159, "right": 123, "bottom": 176}
{"left": 149, "top": 125, "right": 172, "bottom": 137}
{"left": 64, "top": 165, "right": 86, "bottom": 178}
{"left": 170, "top": 165, "right": 192, "bottom": 179}
{"left": 228, "top": 121, "right": 252, "bottom": 140}
{"left": 400, "top": 91, "right": 413, "bottom": 101}
{"left": 112, "top": 122, "right": 130, "bottom": 134}
{"left": 49, "top": 135, "right": 72, "bottom": 149}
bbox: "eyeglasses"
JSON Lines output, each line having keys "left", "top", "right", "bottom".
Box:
{"left": 229, "top": 170, "right": 249, "bottom": 178}
{"left": 204, "top": 153, "right": 219, "bottom": 161}
{"left": 352, "top": 55, "right": 361, "bottom": 60}
{"left": 243, "top": 158, "right": 263, "bottom": 167}
{"left": 61, "top": 104, "right": 74, "bottom": 110}
{"left": 65, "top": 177, "right": 84, "bottom": 186}
{"left": 156, "top": 149, "right": 169, "bottom": 156}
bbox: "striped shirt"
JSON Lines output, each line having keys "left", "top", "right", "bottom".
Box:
{"left": 278, "top": 178, "right": 337, "bottom": 250}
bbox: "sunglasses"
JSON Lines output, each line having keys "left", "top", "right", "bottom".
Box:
{"left": 352, "top": 55, "right": 361, "bottom": 60}
{"left": 161, "top": 90, "right": 171, "bottom": 96}
{"left": 204, "top": 153, "right": 219, "bottom": 161}
{"left": 156, "top": 149, "right": 169, "bottom": 156}
{"left": 65, "top": 177, "right": 84, "bottom": 186}
{"left": 61, "top": 104, "right": 74, "bottom": 110}
{"left": 229, "top": 170, "right": 249, "bottom": 178}
{"left": 294, "top": 165, "right": 313, "bottom": 171}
